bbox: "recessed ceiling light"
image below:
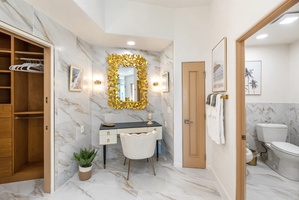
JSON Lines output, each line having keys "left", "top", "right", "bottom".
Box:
{"left": 279, "top": 16, "right": 299, "bottom": 24}
{"left": 256, "top": 34, "right": 268, "bottom": 40}
{"left": 127, "top": 41, "right": 135, "bottom": 46}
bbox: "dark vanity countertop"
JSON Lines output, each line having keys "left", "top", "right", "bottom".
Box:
{"left": 100, "top": 121, "right": 161, "bottom": 130}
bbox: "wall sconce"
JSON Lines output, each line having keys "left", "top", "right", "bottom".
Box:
{"left": 153, "top": 82, "right": 159, "bottom": 86}
{"left": 94, "top": 80, "right": 101, "bottom": 85}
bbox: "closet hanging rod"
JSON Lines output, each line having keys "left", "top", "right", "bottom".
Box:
{"left": 14, "top": 116, "right": 44, "bottom": 120}
{"left": 17, "top": 58, "right": 44, "bottom": 61}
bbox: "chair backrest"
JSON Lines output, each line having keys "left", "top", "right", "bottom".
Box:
{"left": 120, "top": 131, "right": 157, "bottom": 160}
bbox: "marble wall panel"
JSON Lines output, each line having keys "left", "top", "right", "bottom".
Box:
{"left": 90, "top": 47, "right": 163, "bottom": 160}
{"left": 0, "top": 0, "right": 93, "bottom": 190}
{"left": 289, "top": 104, "right": 299, "bottom": 146}
{"left": 160, "top": 43, "right": 174, "bottom": 162}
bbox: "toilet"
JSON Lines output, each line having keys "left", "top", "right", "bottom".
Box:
{"left": 256, "top": 123, "right": 299, "bottom": 181}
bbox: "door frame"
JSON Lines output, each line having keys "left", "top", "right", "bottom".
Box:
{"left": 0, "top": 22, "right": 55, "bottom": 193}
{"left": 235, "top": 0, "right": 298, "bottom": 199}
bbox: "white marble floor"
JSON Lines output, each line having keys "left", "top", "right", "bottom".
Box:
{"left": 246, "top": 158, "right": 299, "bottom": 200}
{"left": 0, "top": 157, "right": 223, "bottom": 200}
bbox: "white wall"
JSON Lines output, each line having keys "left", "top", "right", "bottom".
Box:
{"left": 246, "top": 44, "right": 290, "bottom": 103}
{"left": 289, "top": 39, "right": 299, "bottom": 103}
{"left": 173, "top": 5, "right": 211, "bottom": 167}
{"left": 207, "top": 1, "right": 284, "bottom": 199}
{"left": 105, "top": 0, "right": 174, "bottom": 39}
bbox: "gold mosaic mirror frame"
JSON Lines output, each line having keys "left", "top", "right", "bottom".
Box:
{"left": 107, "top": 54, "right": 148, "bottom": 109}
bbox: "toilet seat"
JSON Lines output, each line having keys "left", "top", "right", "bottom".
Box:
{"left": 271, "top": 142, "right": 299, "bottom": 157}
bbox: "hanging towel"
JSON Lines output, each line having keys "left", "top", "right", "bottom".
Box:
{"left": 206, "top": 93, "right": 225, "bottom": 144}
{"left": 211, "top": 93, "right": 218, "bottom": 107}
{"left": 206, "top": 93, "right": 213, "bottom": 105}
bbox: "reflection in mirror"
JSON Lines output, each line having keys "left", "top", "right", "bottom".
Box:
{"left": 107, "top": 54, "right": 148, "bottom": 110}
{"left": 117, "top": 67, "right": 139, "bottom": 101}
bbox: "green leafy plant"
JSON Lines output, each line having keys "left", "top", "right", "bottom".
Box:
{"left": 73, "top": 148, "right": 98, "bottom": 168}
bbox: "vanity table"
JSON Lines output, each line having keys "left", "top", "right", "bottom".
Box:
{"left": 99, "top": 121, "right": 162, "bottom": 168}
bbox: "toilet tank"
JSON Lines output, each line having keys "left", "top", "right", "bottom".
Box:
{"left": 256, "top": 123, "right": 288, "bottom": 143}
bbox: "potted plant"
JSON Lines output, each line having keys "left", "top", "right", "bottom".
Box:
{"left": 73, "top": 148, "right": 98, "bottom": 181}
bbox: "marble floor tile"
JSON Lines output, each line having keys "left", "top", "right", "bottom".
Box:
{"left": 0, "top": 157, "right": 224, "bottom": 200}
{"left": 246, "top": 157, "right": 299, "bottom": 200}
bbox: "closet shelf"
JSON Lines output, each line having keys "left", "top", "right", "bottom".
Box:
{"left": 0, "top": 49, "right": 11, "bottom": 54}
{"left": 0, "top": 70, "right": 11, "bottom": 73}
{"left": 15, "top": 51, "right": 43, "bottom": 56}
{"left": 14, "top": 111, "right": 44, "bottom": 115}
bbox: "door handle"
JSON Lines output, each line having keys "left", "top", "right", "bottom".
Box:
{"left": 184, "top": 119, "right": 193, "bottom": 124}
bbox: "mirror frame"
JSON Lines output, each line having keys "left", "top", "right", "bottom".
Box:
{"left": 107, "top": 54, "right": 148, "bottom": 109}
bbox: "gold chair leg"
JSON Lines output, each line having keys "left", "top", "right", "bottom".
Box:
{"left": 149, "top": 157, "right": 156, "bottom": 176}
{"left": 127, "top": 159, "right": 131, "bottom": 180}
{"left": 124, "top": 157, "right": 127, "bottom": 165}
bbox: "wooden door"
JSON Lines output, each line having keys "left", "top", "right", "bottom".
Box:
{"left": 182, "top": 62, "right": 206, "bottom": 168}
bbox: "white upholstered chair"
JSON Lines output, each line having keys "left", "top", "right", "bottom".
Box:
{"left": 120, "top": 131, "right": 157, "bottom": 180}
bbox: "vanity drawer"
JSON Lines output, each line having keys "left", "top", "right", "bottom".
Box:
{"left": 118, "top": 128, "right": 148, "bottom": 134}
{"left": 99, "top": 135, "right": 117, "bottom": 145}
{"left": 148, "top": 127, "right": 162, "bottom": 140}
{"left": 99, "top": 130, "right": 117, "bottom": 136}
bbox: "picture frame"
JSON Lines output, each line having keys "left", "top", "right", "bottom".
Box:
{"left": 161, "top": 71, "right": 169, "bottom": 93}
{"left": 212, "top": 37, "right": 227, "bottom": 92}
{"left": 245, "top": 60, "right": 262, "bottom": 95}
{"left": 69, "top": 65, "right": 83, "bottom": 92}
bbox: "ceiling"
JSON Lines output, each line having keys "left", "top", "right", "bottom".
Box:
{"left": 130, "top": 0, "right": 210, "bottom": 8}
{"left": 246, "top": 3, "right": 299, "bottom": 46}
{"left": 23, "top": 0, "right": 210, "bottom": 52}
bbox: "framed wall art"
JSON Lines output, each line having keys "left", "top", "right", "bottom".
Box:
{"left": 245, "top": 60, "right": 262, "bottom": 95}
{"left": 212, "top": 37, "right": 227, "bottom": 92}
{"left": 161, "top": 71, "right": 169, "bottom": 93}
{"left": 69, "top": 65, "right": 83, "bottom": 92}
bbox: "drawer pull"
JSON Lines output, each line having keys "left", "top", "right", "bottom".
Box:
{"left": 107, "top": 131, "right": 110, "bottom": 135}
{"left": 107, "top": 139, "right": 110, "bottom": 143}
{"left": 154, "top": 128, "right": 156, "bottom": 131}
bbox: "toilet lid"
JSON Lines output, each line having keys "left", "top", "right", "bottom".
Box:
{"left": 271, "top": 142, "right": 299, "bottom": 156}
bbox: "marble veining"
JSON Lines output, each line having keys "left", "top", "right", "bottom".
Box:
{"left": 246, "top": 157, "right": 299, "bottom": 200}
{"left": 0, "top": 0, "right": 174, "bottom": 192}
{"left": 0, "top": 157, "right": 223, "bottom": 200}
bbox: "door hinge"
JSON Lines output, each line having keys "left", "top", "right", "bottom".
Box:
{"left": 204, "top": 71, "right": 206, "bottom": 78}
{"left": 242, "top": 135, "right": 246, "bottom": 140}
{"left": 205, "top": 154, "right": 206, "bottom": 161}
{"left": 45, "top": 97, "right": 48, "bottom": 103}
{"left": 45, "top": 125, "right": 48, "bottom": 131}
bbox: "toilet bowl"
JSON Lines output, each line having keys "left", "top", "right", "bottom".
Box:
{"left": 246, "top": 148, "right": 253, "bottom": 163}
{"left": 270, "top": 142, "right": 299, "bottom": 181}
{"left": 256, "top": 123, "right": 299, "bottom": 181}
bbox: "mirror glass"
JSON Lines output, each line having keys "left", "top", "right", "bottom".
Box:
{"left": 117, "top": 67, "right": 139, "bottom": 101}
{"left": 107, "top": 54, "right": 148, "bottom": 110}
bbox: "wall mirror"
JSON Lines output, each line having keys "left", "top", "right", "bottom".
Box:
{"left": 107, "top": 54, "right": 148, "bottom": 109}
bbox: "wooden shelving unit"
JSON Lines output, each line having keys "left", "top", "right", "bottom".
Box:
{"left": 0, "top": 29, "right": 45, "bottom": 184}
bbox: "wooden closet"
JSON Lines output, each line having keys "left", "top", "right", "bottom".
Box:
{"left": 0, "top": 29, "right": 47, "bottom": 184}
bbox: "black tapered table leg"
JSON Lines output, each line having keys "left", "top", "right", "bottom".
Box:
{"left": 103, "top": 145, "right": 106, "bottom": 169}
{"left": 156, "top": 140, "right": 159, "bottom": 161}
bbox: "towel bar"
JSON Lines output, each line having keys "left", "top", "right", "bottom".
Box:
{"left": 220, "top": 95, "right": 229, "bottom": 99}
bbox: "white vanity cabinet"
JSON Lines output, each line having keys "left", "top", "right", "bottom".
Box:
{"left": 99, "top": 121, "right": 162, "bottom": 168}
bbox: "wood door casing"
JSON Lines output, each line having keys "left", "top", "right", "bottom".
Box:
{"left": 182, "top": 62, "right": 206, "bottom": 168}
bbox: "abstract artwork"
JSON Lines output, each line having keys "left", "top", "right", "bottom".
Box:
{"left": 212, "top": 37, "right": 227, "bottom": 92}
{"left": 245, "top": 60, "right": 261, "bottom": 95}
{"left": 69, "top": 65, "right": 83, "bottom": 92}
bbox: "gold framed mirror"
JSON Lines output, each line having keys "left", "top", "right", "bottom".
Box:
{"left": 107, "top": 54, "right": 148, "bottom": 109}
